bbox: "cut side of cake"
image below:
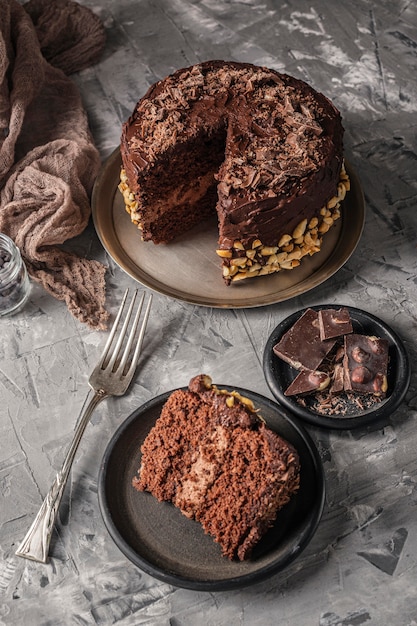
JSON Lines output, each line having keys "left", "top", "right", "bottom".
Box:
{"left": 119, "top": 60, "right": 349, "bottom": 284}
{"left": 132, "top": 374, "right": 300, "bottom": 561}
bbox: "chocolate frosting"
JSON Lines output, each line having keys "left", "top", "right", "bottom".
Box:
{"left": 121, "top": 60, "right": 344, "bottom": 248}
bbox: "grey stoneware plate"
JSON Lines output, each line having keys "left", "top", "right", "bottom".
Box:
{"left": 98, "top": 386, "right": 325, "bottom": 591}
{"left": 92, "top": 149, "right": 364, "bottom": 308}
{"left": 263, "top": 305, "right": 410, "bottom": 430}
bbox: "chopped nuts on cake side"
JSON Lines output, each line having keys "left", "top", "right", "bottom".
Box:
{"left": 118, "top": 163, "right": 350, "bottom": 284}
{"left": 217, "top": 164, "right": 350, "bottom": 283}
{"left": 118, "top": 170, "right": 143, "bottom": 231}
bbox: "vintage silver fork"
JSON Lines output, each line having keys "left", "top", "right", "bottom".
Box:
{"left": 15, "top": 288, "right": 152, "bottom": 563}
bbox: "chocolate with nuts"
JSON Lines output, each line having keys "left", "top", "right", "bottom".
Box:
{"left": 343, "top": 334, "right": 389, "bottom": 397}
{"left": 273, "top": 307, "right": 391, "bottom": 416}
{"left": 273, "top": 308, "right": 336, "bottom": 371}
{"left": 284, "top": 369, "right": 330, "bottom": 397}
{"left": 318, "top": 307, "right": 353, "bottom": 340}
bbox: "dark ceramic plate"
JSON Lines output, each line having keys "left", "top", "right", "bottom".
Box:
{"left": 98, "top": 386, "right": 325, "bottom": 591}
{"left": 263, "top": 305, "right": 410, "bottom": 430}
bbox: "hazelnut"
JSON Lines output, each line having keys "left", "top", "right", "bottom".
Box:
{"left": 308, "top": 371, "right": 330, "bottom": 390}
{"left": 373, "top": 373, "right": 388, "bottom": 394}
{"left": 351, "top": 346, "right": 370, "bottom": 363}
{"left": 351, "top": 366, "right": 372, "bottom": 384}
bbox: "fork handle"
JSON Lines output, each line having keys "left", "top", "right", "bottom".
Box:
{"left": 15, "top": 389, "right": 107, "bottom": 563}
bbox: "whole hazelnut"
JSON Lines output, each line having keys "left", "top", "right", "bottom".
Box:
{"left": 351, "top": 366, "right": 372, "bottom": 384}
{"left": 308, "top": 371, "right": 330, "bottom": 390}
{"left": 351, "top": 346, "right": 370, "bottom": 363}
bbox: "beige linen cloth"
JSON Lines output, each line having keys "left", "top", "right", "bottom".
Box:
{"left": 0, "top": 0, "right": 109, "bottom": 329}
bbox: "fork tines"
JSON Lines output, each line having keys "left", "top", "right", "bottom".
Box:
{"left": 100, "top": 289, "right": 152, "bottom": 377}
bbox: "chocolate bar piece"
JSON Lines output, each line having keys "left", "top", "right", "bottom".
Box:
{"left": 318, "top": 307, "right": 353, "bottom": 341}
{"left": 343, "top": 334, "right": 389, "bottom": 396}
{"left": 273, "top": 308, "right": 336, "bottom": 371}
{"left": 329, "top": 363, "right": 344, "bottom": 395}
{"left": 284, "top": 370, "right": 330, "bottom": 397}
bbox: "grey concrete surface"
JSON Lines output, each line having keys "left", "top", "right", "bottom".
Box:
{"left": 1, "top": 1, "right": 417, "bottom": 624}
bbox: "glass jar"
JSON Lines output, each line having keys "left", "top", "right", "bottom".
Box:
{"left": 0, "top": 233, "right": 31, "bottom": 316}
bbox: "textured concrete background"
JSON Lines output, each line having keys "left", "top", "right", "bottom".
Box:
{"left": 1, "top": 0, "right": 417, "bottom": 624}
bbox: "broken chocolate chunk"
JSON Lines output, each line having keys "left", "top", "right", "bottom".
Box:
{"left": 285, "top": 370, "right": 330, "bottom": 397}
{"left": 273, "top": 308, "right": 336, "bottom": 371}
{"left": 343, "top": 334, "right": 389, "bottom": 396}
{"left": 329, "top": 363, "right": 344, "bottom": 395}
{"left": 318, "top": 307, "right": 353, "bottom": 341}
{"left": 271, "top": 307, "right": 394, "bottom": 417}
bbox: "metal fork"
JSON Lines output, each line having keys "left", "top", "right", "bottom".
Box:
{"left": 15, "top": 288, "right": 152, "bottom": 563}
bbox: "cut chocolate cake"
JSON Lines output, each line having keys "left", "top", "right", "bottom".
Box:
{"left": 132, "top": 374, "right": 300, "bottom": 561}
{"left": 119, "top": 60, "right": 349, "bottom": 284}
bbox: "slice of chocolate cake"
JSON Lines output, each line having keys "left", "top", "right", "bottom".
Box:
{"left": 132, "top": 374, "right": 300, "bottom": 561}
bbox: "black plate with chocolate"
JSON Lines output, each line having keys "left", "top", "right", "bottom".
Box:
{"left": 263, "top": 305, "right": 410, "bottom": 429}
{"left": 98, "top": 386, "right": 325, "bottom": 591}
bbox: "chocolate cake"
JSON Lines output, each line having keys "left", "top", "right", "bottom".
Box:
{"left": 132, "top": 374, "right": 300, "bottom": 561}
{"left": 119, "top": 60, "right": 349, "bottom": 284}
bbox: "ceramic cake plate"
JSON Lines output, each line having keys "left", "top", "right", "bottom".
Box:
{"left": 98, "top": 386, "right": 325, "bottom": 591}
{"left": 92, "top": 148, "right": 365, "bottom": 308}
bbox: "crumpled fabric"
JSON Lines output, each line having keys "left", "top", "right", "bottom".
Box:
{"left": 0, "top": 0, "right": 109, "bottom": 329}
